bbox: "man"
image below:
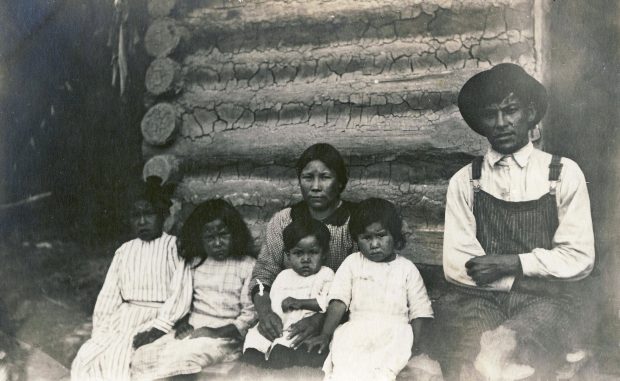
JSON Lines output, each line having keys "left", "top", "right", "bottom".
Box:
{"left": 442, "top": 63, "right": 595, "bottom": 380}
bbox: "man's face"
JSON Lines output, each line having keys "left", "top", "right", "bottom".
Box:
{"left": 478, "top": 93, "right": 536, "bottom": 154}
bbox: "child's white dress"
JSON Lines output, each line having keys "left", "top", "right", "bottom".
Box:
{"left": 71, "top": 233, "right": 192, "bottom": 381}
{"left": 131, "top": 256, "right": 257, "bottom": 380}
{"left": 243, "top": 266, "right": 334, "bottom": 357}
{"left": 323, "top": 252, "right": 433, "bottom": 381}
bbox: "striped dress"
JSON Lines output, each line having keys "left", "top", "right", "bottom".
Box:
{"left": 71, "top": 233, "right": 192, "bottom": 381}
{"left": 131, "top": 256, "right": 257, "bottom": 380}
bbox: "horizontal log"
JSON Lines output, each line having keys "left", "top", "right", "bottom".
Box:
{"left": 141, "top": 102, "right": 179, "bottom": 146}
{"left": 143, "top": 98, "right": 488, "bottom": 166}
{"left": 167, "top": 160, "right": 458, "bottom": 227}
{"left": 148, "top": 0, "right": 177, "bottom": 18}
{"left": 145, "top": 57, "right": 182, "bottom": 96}
{"left": 143, "top": 154, "right": 183, "bottom": 184}
{"left": 181, "top": 34, "right": 535, "bottom": 89}
{"left": 179, "top": 68, "right": 478, "bottom": 110}
{"left": 177, "top": 0, "right": 533, "bottom": 53}
{"left": 145, "top": 18, "right": 181, "bottom": 57}
{"left": 181, "top": 0, "right": 532, "bottom": 36}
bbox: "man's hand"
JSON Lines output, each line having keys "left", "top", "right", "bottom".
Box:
{"left": 465, "top": 255, "right": 521, "bottom": 285}
{"left": 132, "top": 328, "right": 166, "bottom": 349}
{"left": 287, "top": 313, "right": 325, "bottom": 349}
{"left": 304, "top": 333, "right": 331, "bottom": 354}
{"left": 281, "top": 297, "right": 303, "bottom": 312}
{"left": 257, "top": 311, "right": 283, "bottom": 341}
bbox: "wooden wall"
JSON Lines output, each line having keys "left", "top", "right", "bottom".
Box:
{"left": 140, "top": 0, "right": 539, "bottom": 263}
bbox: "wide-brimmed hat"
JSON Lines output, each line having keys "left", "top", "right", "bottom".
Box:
{"left": 457, "top": 63, "right": 547, "bottom": 135}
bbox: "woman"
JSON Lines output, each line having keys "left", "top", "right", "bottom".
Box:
{"left": 250, "top": 143, "right": 356, "bottom": 352}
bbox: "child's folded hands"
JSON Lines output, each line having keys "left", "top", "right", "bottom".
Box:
{"left": 281, "top": 297, "right": 303, "bottom": 312}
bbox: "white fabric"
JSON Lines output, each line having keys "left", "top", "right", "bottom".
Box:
{"left": 71, "top": 233, "right": 192, "bottom": 381}
{"left": 131, "top": 333, "right": 239, "bottom": 381}
{"left": 131, "top": 256, "right": 257, "bottom": 380}
{"left": 188, "top": 256, "right": 257, "bottom": 336}
{"left": 243, "top": 266, "right": 334, "bottom": 356}
{"left": 443, "top": 142, "right": 595, "bottom": 291}
{"left": 323, "top": 253, "right": 433, "bottom": 381}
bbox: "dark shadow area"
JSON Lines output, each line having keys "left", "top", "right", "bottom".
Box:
{"left": 543, "top": 0, "right": 620, "bottom": 363}
{"left": 0, "top": 0, "right": 149, "bottom": 243}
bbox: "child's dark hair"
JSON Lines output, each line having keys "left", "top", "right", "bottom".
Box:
{"left": 179, "top": 199, "right": 255, "bottom": 265}
{"left": 128, "top": 176, "right": 175, "bottom": 214}
{"left": 283, "top": 218, "right": 331, "bottom": 254}
{"left": 349, "top": 198, "right": 406, "bottom": 250}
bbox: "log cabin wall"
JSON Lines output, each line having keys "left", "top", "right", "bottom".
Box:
{"left": 140, "top": 0, "right": 539, "bottom": 264}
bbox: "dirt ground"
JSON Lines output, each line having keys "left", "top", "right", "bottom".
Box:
{"left": 0, "top": 239, "right": 619, "bottom": 381}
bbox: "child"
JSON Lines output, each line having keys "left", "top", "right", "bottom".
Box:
{"left": 71, "top": 178, "right": 192, "bottom": 381}
{"left": 131, "top": 199, "right": 257, "bottom": 380}
{"left": 306, "top": 198, "right": 434, "bottom": 381}
{"left": 242, "top": 218, "right": 334, "bottom": 368}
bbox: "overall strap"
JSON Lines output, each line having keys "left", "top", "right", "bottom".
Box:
{"left": 548, "top": 155, "right": 563, "bottom": 194}
{"left": 470, "top": 156, "right": 484, "bottom": 192}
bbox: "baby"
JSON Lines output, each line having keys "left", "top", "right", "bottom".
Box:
{"left": 243, "top": 218, "right": 334, "bottom": 368}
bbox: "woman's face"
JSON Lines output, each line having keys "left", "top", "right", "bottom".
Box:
{"left": 201, "top": 219, "right": 231, "bottom": 261}
{"left": 299, "top": 160, "right": 341, "bottom": 211}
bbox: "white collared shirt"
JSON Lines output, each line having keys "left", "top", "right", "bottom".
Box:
{"left": 443, "top": 142, "right": 595, "bottom": 291}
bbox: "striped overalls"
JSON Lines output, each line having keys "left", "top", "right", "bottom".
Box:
{"left": 449, "top": 155, "right": 573, "bottom": 375}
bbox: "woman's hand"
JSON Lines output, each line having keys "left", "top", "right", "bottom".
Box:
{"left": 304, "top": 333, "right": 331, "bottom": 354}
{"left": 132, "top": 328, "right": 166, "bottom": 349}
{"left": 257, "top": 310, "right": 283, "bottom": 341}
{"left": 287, "top": 313, "right": 324, "bottom": 349}
{"left": 253, "top": 291, "right": 283, "bottom": 341}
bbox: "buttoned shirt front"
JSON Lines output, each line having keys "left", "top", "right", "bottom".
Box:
{"left": 443, "top": 142, "right": 595, "bottom": 291}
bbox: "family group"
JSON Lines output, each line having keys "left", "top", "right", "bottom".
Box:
{"left": 71, "top": 64, "right": 595, "bottom": 381}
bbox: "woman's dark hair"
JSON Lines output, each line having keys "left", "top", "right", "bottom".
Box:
{"left": 282, "top": 218, "right": 331, "bottom": 254}
{"left": 349, "top": 198, "right": 406, "bottom": 250}
{"left": 295, "top": 143, "right": 348, "bottom": 193}
{"left": 179, "top": 199, "right": 255, "bottom": 265}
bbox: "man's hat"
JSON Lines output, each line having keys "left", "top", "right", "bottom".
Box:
{"left": 457, "top": 63, "right": 548, "bottom": 135}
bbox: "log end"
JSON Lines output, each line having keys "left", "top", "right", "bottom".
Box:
{"left": 141, "top": 103, "right": 179, "bottom": 146}
{"left": 145, "top": 18, "right": 181, "bottom": 57}
{"left": 148, "top": 0, "right": 177, "bottom": 18}
{"left": 145, "top": 57, "right": 181, "bottom": 96}
{"left": 143, "top": 154, "right": 182, "bottom": 185}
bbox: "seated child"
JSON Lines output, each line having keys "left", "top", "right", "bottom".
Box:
{"left": 71, "top": 179, "right": 192, "bottom": 381}
{"left": 131, "top": 199, "right": 257, "bottom": 380}
{"left": 242, "top": 218, "right": 334, "bottom": 369}
{"left": 306, "top": 198, "right": 434, "bottom": 381}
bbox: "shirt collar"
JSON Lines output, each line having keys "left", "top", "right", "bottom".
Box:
{"left": 486, "top": 141, "right": 534, "bottom": 168}
{"left": 290, "top": 200, "right": 355, "bottom": 227}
